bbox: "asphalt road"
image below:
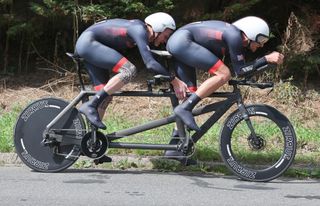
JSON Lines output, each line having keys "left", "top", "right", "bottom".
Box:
{"left": 0, "top": 166, "right": 320, "bottom": 206}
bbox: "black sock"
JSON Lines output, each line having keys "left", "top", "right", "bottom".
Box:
{"left": 90, "top": 89, "right": 109, "bottom": 108}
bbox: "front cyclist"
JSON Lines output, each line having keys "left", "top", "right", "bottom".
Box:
{"left": 76, "top": 12, "right": 187, "bottom": 130}
{"left": 166, "top": 16, "right": 284, "bottom": 131}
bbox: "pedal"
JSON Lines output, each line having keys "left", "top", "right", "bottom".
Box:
{"left": 93, "top": 155, "right": 112, "bottom": 165}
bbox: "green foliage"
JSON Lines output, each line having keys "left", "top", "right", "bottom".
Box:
{"left": 285, "top": 168, "right": 320, "bottom": 179}
{"left": 73, "top": 159, "right": 92, "bottom": 168}
{"left": 155, "top": 0, "right": 174, "bottom": 11}
{"left": 0, "top": 105, "right": 23, "bottom": 152}
{"left": 114, "top": 158, "right": 139, "bottom": 170}
{"left": 30, "top": 0, "right": 75, "bottom": 18}
{"left": 150, "top": 158, "right": 183, "bottom": 171}
{"left": 202, "top": 0, "right": 261, "bottom": 21}
{"left": 285, "top": 53, "right": 320, "bottom": 78}
{"left": 6, "top": 22, "right": 34, "bottom": 38}
{"left": 79, "top": 4, "right": 110, "bottom": 22}
{"left": 0, "top": 0, "right": 12, "bottom": 5}
{"left": 273, "top": 78, "right": 303, "bottom": 105}
{"left": 28, "top": 0, "right": 174, "bottom": 23}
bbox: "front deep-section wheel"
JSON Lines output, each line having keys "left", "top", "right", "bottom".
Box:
{"left": 14, "top": 98, "right": 86, "bottom": 172}
{"left": 220, "top": 104, "right": 296, "bottom": 182}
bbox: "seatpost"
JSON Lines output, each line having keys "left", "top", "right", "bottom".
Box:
{"left": 75, "top": 59, "right": 85, "bottom": 91}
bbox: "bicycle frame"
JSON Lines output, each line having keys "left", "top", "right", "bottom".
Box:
{"left": 45, "top": 84, "right": 242, "bottom": 152}
{"left": 43, "top": 51, "right": 249, "bottom": 153}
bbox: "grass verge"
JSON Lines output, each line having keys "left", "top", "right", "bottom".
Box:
{"left": 0, "top": 104, "right": 23, "bottom": 152}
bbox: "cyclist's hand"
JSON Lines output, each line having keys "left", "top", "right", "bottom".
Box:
{"left": 170, "top": 77, "right": 187, "bottom": 100}
{"left": 265, "top": 52, "right": 284, "bottom": 65}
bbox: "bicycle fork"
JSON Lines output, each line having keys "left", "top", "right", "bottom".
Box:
{"left": 237, "top": 101, "right": 262, "bottom": 148}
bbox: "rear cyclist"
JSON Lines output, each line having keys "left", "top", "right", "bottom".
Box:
{"left": 76, "top": 12, "right": 187, "bottom": 131}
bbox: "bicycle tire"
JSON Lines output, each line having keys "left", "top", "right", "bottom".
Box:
{"left": 14, "top": 98, "right": 86, "bottom": 172}
{"left": 220, "top": 104, "right": 296, "bottom": 182}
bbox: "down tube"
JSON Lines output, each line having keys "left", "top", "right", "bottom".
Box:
{"left": 108, "top": 115, "right": 176, "bottom": 140}
{"left": 191, "top": 99, "right": 236, "bottom": 143}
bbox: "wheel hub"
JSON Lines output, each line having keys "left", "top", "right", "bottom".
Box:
{"left": 248, "top": 134, "right": 266, "bottom": 150}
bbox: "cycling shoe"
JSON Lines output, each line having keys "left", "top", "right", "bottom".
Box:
{"left": 79, "top": 102, "right": 106, "bottom": 129}
{"left": 94, "top": 155, "right": 112, "bottom": 165}
{"left": 174, "top": 106, "right": 200, "bottom": 131}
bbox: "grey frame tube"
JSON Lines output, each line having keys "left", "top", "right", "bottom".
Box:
{"left": 45, "top": 91, "right": 94, "bottom": 130}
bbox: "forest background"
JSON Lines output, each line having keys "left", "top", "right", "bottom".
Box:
{"left": 0, "top": 0, "right": 320, "bottom": 83}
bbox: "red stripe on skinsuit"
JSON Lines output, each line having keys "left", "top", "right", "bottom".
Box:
{"left": 215, "top": 31, "right": 223, "bottom": 40}
{"left": 188, "top": 86, "right": 197, "bottom": 93}
{"left": 208, "top": 60, "right": 224, "bottom": 74}
{"left": 112, "top": 57, "right": 128, "bottom": 73}
{"left": 94, "top": 84, "right": 105, "bottom": 91}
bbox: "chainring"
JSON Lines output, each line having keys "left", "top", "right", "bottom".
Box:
{"left": 81, "top": 131, "right": 108, "bottom": 159}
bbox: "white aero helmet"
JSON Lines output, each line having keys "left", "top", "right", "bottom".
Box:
{"left": 144, "top": 12, "right": 176, "bottom": 33}
{"left": 232, "top": 16, "right": 270, "bottom": 44}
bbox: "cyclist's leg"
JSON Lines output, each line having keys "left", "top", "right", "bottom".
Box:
{"left": 174, "top": 60, "right": 197, "bottom": 92}
{"left": 175, "top": 58, "right": 230, "bottom": 97}
{"left": 83, "top": 62, "right": 112, "bottom": 119}
{"left": 195, "top": 65, "right": 231, "bottom": 97}
{"left": 76, "top": 31, "right": 137, "bottom": 129}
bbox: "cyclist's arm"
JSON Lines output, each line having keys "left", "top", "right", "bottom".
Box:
{"left": 238, "top": 52, "right": 284, "bottom": 76}
{"left": 128, "top": 24, "right": 171, "bottom": 76}
{"left": 235, "top": 57, "right": 269, "bottom": 77}
{"left": 225, "top": 32, "right": 268, "bottom": 77}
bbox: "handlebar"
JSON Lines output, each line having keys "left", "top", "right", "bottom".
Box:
{"left": 229, "top": 63, "right": 276, "bottom": 89}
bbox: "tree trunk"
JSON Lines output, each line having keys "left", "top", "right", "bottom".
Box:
{"left": 25, "top": 42, "right": 31, "bottom": 73}
{"left": 54, "top": 32, "right": 59, "bottom": 71}
{"left": 18, "top": 34, "right": 25, "bottom": 74}
{"left": 316, "top": 65, "right": 320, "bottom": 78}
{"left": 2, "top": 2, "right": 13, "bottom": 74}
{"left": 3, "top": 35, "right": 9, "bottom": 74}
{"left": 73, "top": 0, "right": 79, "bottom": 48}
{"left": 303, "top": 68, "right": 309, "bottom": 92}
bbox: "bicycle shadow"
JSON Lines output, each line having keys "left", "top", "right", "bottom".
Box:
{"left": 47, "top": 167, "right": 320, "bottom": 193}
{"left": 56, "top": 167, "right": 320, "bottom": 184}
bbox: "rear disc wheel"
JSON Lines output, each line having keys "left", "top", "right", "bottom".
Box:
{"left": 14, "top": 98, "right": 86, "bottom": 172}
